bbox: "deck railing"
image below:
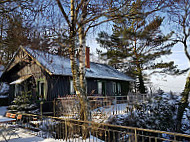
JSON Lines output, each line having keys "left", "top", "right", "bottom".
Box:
{"left": 54, "top": 93, "right": 152, "bottom": 120}
{"left": 14, "top": 113, "right": 190, "bottom": 142}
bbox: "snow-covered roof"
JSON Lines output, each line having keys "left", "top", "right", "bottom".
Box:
{"left": 24, "top": 47, "right": 134, "bottom": 81}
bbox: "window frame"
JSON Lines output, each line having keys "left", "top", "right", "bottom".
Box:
{"left": 112, "top": 82, "right": 122, "bottom": 96}
{"left": 37, "top": 78, "right": 46, "bottom": 100}
{"left": 97, "top": 80, "right": 106, "bottom": 96}
{"left": 117, "top": 82, "right": 121, "bottom": 95}
{"left": 70, "top": 80, "right": 75, "bottom": 94}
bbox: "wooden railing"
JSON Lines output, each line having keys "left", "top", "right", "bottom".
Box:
{"left": 53, "top": 93, "right": 152, "bottom": 120}
{"left": 12, "top": 113, "right": 190, "bottom": 142}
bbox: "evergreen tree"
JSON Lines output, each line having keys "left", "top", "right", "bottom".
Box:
{"left": 97, "top": 1, "right": 176, "bottom": 93}
{"left": 8, "top": 91, "right": 38, "bottom": 113}
{"left": 0, "top": 14, "right": 29, "bottom": 65}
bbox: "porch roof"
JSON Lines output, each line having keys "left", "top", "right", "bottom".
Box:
{"left": 10, "top": 75, "right": 32, "bottom": 85}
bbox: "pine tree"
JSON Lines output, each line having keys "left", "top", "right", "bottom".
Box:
{"left": 97, "top": 1, "right": 176, "bottom": 93}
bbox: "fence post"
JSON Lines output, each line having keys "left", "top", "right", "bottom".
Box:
{"left": 135, "top": 128, "right": 137, "bottom": 142}
{"left": 40, "top": 101, "right": 43, "bottom": 120}
{"left": 65, "top": 119, "right": 67, "bottom": 141}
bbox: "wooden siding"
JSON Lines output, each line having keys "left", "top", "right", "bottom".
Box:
{"left": 87, "top": 79, "right": 98, "bottom": 95}
{"left": 46, "top": 75, "right": 70, "bottom": 101}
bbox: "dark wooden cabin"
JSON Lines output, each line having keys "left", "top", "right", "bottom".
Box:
{"left": 0, "top": 46, "right": 134, "bottom": 103}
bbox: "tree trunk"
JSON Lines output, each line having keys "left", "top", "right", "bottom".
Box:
{"left": 137, "top": 64, "right": 146, "bottom": 94}
{"left": 78, "top": 1, "right": 89, "bottom": 139}
{"left": 78, "top": 25, "right": 88, "bottom": 120}
{"left": 138, "top": 72, "right": 146, "bottom": 94}
{"left": 133, "top": 29, "right": 146, "bottom": 94}
{"left": 69, "top": 0, "right": 80, "bottom": 98}
{"left": 176, "top": 73, "right": 190, "bottom": 132}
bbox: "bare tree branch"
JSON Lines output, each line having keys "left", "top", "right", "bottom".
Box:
{"left": 55, "top": 0, "right": 71, "bottom": 28}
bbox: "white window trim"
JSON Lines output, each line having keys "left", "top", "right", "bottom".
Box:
{"left": 70, "top": 80, "right": 75, "bottom": 94}
{"left": 113, "top": 82, "right": 117, "bottom": 94}
{"left": 117, "top": 83, "right": 121, "bottom": 95}
{"left": 98, "top": 81, "right": 102, "bottom": 95}
{"left": 15, "top": 84, "right": 19, "bottom": 97}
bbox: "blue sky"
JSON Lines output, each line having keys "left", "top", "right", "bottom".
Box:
{"left": 86, "top": 26, "right": 189, "bottom": 93}
{"left": 151, "top": 43, "right": 189, "bottom": 93}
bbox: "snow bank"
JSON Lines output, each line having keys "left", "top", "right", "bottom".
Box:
{"left": 0, "top": 83, "right": 9, "bottom": 94}
{"left": 0, "top": 106, "right": 7, "bottom": 118}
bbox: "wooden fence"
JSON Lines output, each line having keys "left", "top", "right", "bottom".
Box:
{"left": 13, "top": 113, "right": 190, "bottom": 142}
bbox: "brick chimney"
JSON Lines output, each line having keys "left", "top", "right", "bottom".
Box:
{"left": 85, "top": 47, "right": 90, "bottom": 68}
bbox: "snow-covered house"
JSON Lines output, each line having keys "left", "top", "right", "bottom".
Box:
{"left": 0, "top": 46, "right": 134, "bottom": 103}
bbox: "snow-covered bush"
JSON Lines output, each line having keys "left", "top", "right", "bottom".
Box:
{"left": 0, "top": 83, "right": 9, "bottom": 95}
{"left": 8, "top": 91, "right": 39, "bottom": 113}
{"left": 107, "top": 92, "right": 181, "bottom": 132}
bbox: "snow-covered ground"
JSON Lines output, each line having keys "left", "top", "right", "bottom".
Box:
{"left": 1, "top": 92, "right": 189, "bottom": 141}
{"left": 0, "top": 107, "right": 103, "bottom": 142}
{"left": 92, "top": 103, "right": 129, "bottom": 122}
{"left": 0, "top": 128, "right": 103, "bottom": 142}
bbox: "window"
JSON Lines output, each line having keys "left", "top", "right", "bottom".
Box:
{"left": 112, "top": 82, "right": 121, "bottom": 95}
{"left": 38, "top": 81, "right": 45, "bottom": 99}
{"left": 98, "top": 82, "right": 102, "bottom": 94}
{"left": 117, "top": 83, "right": 121, "bottom": 95}
{"left": 98, "top": 81, "right": 106, "bottom": 96}
{"left": 14, "top": 84, "right": 24, "bottom": 97}
{"left": 14, "top": 84, "right": 19, "bottom": 97}
{"left": 70, "top": 80, "right": 75, "bottom": 94}
{"left": 112, "top": 82, "right": 117, "bottom": 95}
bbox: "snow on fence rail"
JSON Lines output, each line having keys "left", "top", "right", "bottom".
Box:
{"left": 9, "top": 113, "right": 190, "bottom": 142}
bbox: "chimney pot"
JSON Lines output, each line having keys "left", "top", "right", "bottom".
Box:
{"left": 85, "top": 47, "right": 90, "bottom": 68}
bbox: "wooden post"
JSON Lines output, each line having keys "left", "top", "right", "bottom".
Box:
{"left": 40, "top": 101, "right": 43, "bottom": 119}
{"left": 53, "top": 99, "right": 56, "bottom": 117}
{"left": 135, "top": 128, "right": 137, "bottom": 142}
